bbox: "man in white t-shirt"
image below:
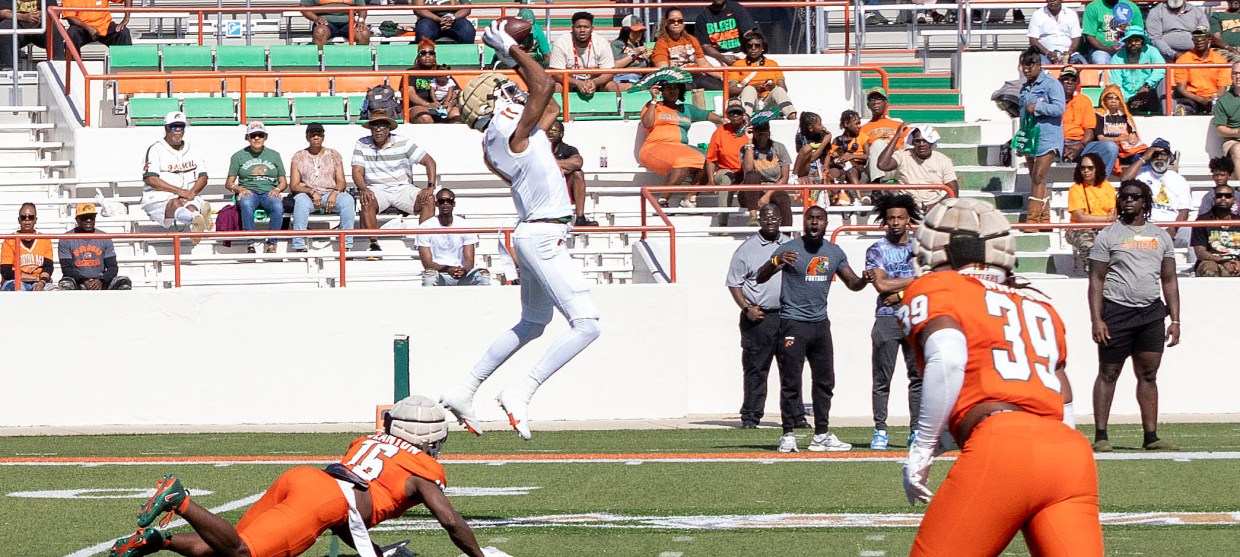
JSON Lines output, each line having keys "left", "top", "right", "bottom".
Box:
{"left": 140, "top": 112, "right": 211, "bottom": 236}
{"left": 1028, "top": 0, "right": 1087, "bottom": 64}
{"left": 1123, "top": 137, "right": 1194, "bottom": 265}
{"left": 548, "top": 11, "right": 618, "bottom": 95}
{"left": 416, "top": 188, "right": 490, "bottom": 286}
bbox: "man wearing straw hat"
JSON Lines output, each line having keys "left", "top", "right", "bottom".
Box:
{"left": 350, "top": 109, "right": 438, "bottom": 254}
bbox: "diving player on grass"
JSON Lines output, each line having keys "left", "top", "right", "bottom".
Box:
{"left": 439, "top": 20, "right": 601, "bottom": 441}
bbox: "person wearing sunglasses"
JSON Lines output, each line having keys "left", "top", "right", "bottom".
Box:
{"left": 1191, "top": 183, "right": 1240, "bottom": 276}
{"left": 140, "top": 112, "right": 212, "bottom": 238}
{"left": 652, "top": 8, "right": 722, "bottom": 92}
{"left": 226, "top": 121, "right": 288, "bottom": 255}
{"left": 1065, "top": 153, "right": 1117, "bottom": 271}
{"left": 0, "top": 203, "right": 53, "bottom": 291}
{"left": 1087, "top": 179, "right": 1181, "bottom": 453}
{"left": 401, "top": 40, "right": 462, "bottom": 124}
{"left": 1197, "top": 156, "right": 1240, "bottom": 217}
{"left": 415, "top": 189, "right": 490, "bottom": 287}
{"left": 728, "top": 31, "right": 795, "bottom": 119}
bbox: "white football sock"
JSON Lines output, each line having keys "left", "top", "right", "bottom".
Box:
{"left": 173, "top": 207, "right": 197, "bottom": 225}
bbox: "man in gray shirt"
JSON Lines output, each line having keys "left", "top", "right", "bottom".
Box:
{"left": 725, "top": 204, "right": 791, "bottom": 430}
{"left": 757, "top": 205, "right": 869, "bottom": 453}
{"left": 1088, "top": 179, "right": 1181, "bottom": 453}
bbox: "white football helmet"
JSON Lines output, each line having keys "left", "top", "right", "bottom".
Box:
{"left": 914, "top": 197, "right": 1016, "bottom": 281}
{"left": 385, "top": 395, "right": 449, "bottom": 458}
{"left": 460, "top": 73, "right": 528, "bottom": 131}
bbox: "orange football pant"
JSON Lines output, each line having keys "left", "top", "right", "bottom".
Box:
{"left": 911, "top": 411, "right": 1103, "bottom": 557}
{"left": 236, "top": 466, "right": 350, "bottom": 557}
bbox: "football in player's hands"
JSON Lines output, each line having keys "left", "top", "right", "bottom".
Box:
{"left": 498, "top": 16, "right": 532, "bottom": 44}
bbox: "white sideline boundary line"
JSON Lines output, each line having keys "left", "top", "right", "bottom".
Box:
{"left": 66, "top": 492, "right": 265, "bottom": 557}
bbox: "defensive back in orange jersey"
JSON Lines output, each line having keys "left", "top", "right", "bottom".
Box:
{"left": 899, "top": 271, "right": 1068, "bottom": 435}
{"left": 340, "top": 433, "right": 448, "bottom": 524}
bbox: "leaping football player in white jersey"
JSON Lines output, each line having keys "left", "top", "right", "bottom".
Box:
{"left": 439, "top": 20, "right": 601, "bottom": 441}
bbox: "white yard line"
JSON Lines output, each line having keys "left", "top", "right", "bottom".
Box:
{"left": 66, "top": 492, "right": 265, "bottom": 557}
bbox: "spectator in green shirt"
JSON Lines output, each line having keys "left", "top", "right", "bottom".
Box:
{"left": 1082, "top": 0, "right": 1144, "bottom": 64}
{"left": 1210, "top": 0, "right": 1240, "bottom": 62}
{"left": 226, "top": 122, "right": 289, "bottom": 253}
{"left": 1213, "top": 62, "right": 1240, "bottom": 174}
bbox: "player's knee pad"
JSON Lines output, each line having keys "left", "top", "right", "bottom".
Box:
{"left": 513, "top": 319, "right": 547, "bottom": 343}
{"left": 570, "top": 318, "right": 601, "bottom": 343}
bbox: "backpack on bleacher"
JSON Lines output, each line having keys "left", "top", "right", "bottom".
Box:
{"left": 361, "top": 84, "right": 400, "bottom": 120}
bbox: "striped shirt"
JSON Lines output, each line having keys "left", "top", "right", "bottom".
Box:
{"left": 350, "top": 134, "right": 428, "bottom": 192}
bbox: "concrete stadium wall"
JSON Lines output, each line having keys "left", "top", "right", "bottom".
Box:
{"left": 4, "top": 240, "right": 1237, "bottom": 428}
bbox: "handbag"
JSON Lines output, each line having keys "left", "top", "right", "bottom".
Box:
{"left": 1010, "top": 112, "right": 1040, "bottom": 157}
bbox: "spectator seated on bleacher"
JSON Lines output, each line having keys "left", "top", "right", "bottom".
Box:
{"left": 1, "top": 203, "right": 54, "bottom": 291}
{"left": 1027, "top": 0, "right": 1086, "bottom": 65}
{"left": 351, "top": 109, "right": 438, "bottom": 253}
{"left": 226, "top": 122, "right": 289, "bottom": 255}
{"left": 400, "top": 41, "right": 463, "bottom": 124}
{"left": 694, "top": 0, "right": 756, "bottom": 67}
{"left": 1096, "top": 84, "right": 1148, "bottom": 172}
{"left": 1173, "top": 26, "right": 1231, "bottom": 116}
{"left": 546, "top": 121, "right": 597, "bottom": 227}
{"left": 57, "top": 204, "right": 131, "bottom": 291}
{"left": 639, "top": 80, "right": 722, "bottom": 209}
{"left": 705, "top": 100, "right": 747, "bottom": 224}
{"left": 141, "top": 112, "right": 211, "bottom": 237}
{"left": 652, "top": 8, "right": 721, "bottom": 92}
{"left": 1082, "top": 0, "right": 1143, "bottom": 65}
{"left": 1209, "top": 0, "right": 1240, "bottom": 63}
{"left": 289, "top": 123, "right": 356, "bottom": 253}
{"left": 728, "top": 31, "right": 795, "bottom": 119}
{"left": 549, "top": 12, "right": 619, "bottom": 96}
{"left": 1199, "top": 157, "right": 1240, "bottom": 215}
{"left": 793, "top": 111, "right": 829, "bottom": 184}
{"left": 876, "top": 124, "right": 959, "bottom": 213}
{"left": 1122, "top": 138, "right": 1194, "bottom": 264}
{"left": 1212, "top": 66, "right": 1240, "bottom": 174}
{"left": 0, "top": 0, "right": 64, "bottom": 70}
{"left": 1064, "top": 153, "right": 1117, "bottom": 271}
{"left": 611, "top": 15, "right": 651, "bottom": 92}
{"left": 1108, "top": 27, "right": 1166, "bottom": 115}
{"left": 503, "top": 8, "right": 550, "bottom": 69}
{"left": 301, "top": 0, "right": 370, "bottom": 47}
{"left": 1191, "top": 183, "right": 1240, "bottom": 276}
{"left": 1146, "top": 0, "right": 1207, "bottom": 62}
{"left": 739, "top": 121, "right": 793, "bottom": 226}
{"left": 859, "top": 87, "right": 903, "bottom": 184}
{"left": 61, "top": 0, "right": 131, "bottom": 54}
{"left": 1061, "top": 66, "right": 1119, "bottom": 172}
{"left": 416, "top": 189, "right": 490, "bottom": 287}
{"left": 413, "top": 0, "right": 475, "bottom": 45}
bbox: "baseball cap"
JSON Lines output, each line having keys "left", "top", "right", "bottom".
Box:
{"left": 726, "top": 98, "right": 746, "bottom": 114}
{"left": 75, "top": 203, "right": 97, "bottom": 218}
{"left": 1193, "top": 24, "right": 1210, "bottom": 36}
{"left": 621, "top": 14, "right": 646, "bottom": 31}
{"left": 1150, "top": 137, "right": 1173, "bottom": 153}
{"left": 1059, "top": 65, "right": 1079, "bottom": 78}
{"left": 306, "top": 122, "right": 326, "bottom": 135}
{"left": 164, "top": 111, "right": 187, "bottom": 126}
{"left": 1121, "top": 26, "right": 1146, "bottom": 42}
{"left": 866, "top": 86, "right": 888, "bottom": 99}
{"left": 246, "top": 121, "right": 267, "bottom": 137}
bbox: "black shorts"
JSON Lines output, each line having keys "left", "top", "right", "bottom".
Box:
{"left": 1098, "top": 299, "right": 1166, "bottom": 364}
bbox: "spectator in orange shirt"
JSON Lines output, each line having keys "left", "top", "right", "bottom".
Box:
{"left": 1060, "top": 66, "right": 1119, "bottom": 173}
{"left": 1173, "top": 26, "right": 1232, "bottom": 115}
{"left": 651, "top": 8, "right": 722, "bottom": 91}
{"left": 859, "top": 87, "right": 904, "bottom": 183}
{"left": 1064, "top": 153, "right": 1117, "bottom": 271}
{"left": 706, "top": 100, "right": 749, "bottom": 224}
{"left": 61, "top": 0, "right": 131, "bottom": 54}
{"left": 728, "top": 31, "right": 796, "bottom": 118}
{"left": 1, "top": 203, "right": 53, "bottom": 291}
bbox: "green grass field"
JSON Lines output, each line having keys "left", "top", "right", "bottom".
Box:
{"left": 4, "top": 423, "right": 1238, "bottom": 556}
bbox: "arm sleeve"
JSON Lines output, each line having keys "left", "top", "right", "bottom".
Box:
{"left": 41, "top": 257, "right": 53, "bottom": 277}
{"left": 864, "top": 243, "right": 881, "bottom": 271}
{"left": 911, "top": 328, "right": 967, "bottom": 451}
{"left": 706, "top": 129, "right": 722, "bottom": 163}
{"left": 725, "top": 248, "right": 748, "bottom": 287}
{"left": 1066, "top": 185, "right": 1086, "bottom": 214}
{"left": 776, "top": 142, "right": 791, "bottom": 168}
{"left": 1035, "top": 78, "right": 1066, "bottom": 117}
{"left": 1088, "top": 226, "right": 1111, "bottom": 262}
{"left": 651, "top": 38, "right": 669, "bottom": 65}
{"left": 227, "top": 151, "right": 240, "bottom": 177}
{"left": 142, "top": 143, "right": 161, "bottom": 179}
{"left": 351, "top": 142, "right": 366, "bottom": 167}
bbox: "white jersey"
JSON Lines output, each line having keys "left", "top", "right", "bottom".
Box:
{"left": 482, "top": 102, "right": 573, "bottom": 222}
{"left": 143, "top": 139, "right": 206, "bottom": 190}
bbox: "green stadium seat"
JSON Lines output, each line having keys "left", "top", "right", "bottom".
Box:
{"left": 347, "top": 95, "right": 366, "bottom": 119}
{"left": 216, "top": 45, "right": 267, "bottom": 70}
{"left": 245, "top": 96, "right": 294, "bottom": 124}
{"left": 621, "top": 89, "right": 652, "bottom": 117}
{"left": 268, "top": 45, "right": 320, "bottom": 69}
{"left": 481, "top": 45, "right": 495, "bottom": 67}
{"left": 294, "top": 96, "right": 349, "bottom": 124}
{"left": 376, "top": 44, "right": 417, "bottom": 69}
{"left": 323, "top": 45, "right": 374, "bottom": 69}
{"left": 702, "top": 90, "right": 723, "bottom": 114}
{"left": 109, "top": 45, "right": 159, "bottom": 72}
{"left": 560, "top": 92, "right": 620, "bottom": 120}
{"left": 183, "top": 97, "right": 238, "bottom": 125}
{"left": 162, "top": 46, "right": 213, "bottom": 70}
{"left": 1081, "top": 87, "right": 1104, "bottom": 107}
{"left": 128, "top": 97, "right": 181, "bottom": 125}
{"left": 435, "top": 43, "right": 480, "bottom": 68}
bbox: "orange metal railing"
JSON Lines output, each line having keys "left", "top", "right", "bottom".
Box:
{"left": 829, "top": 220, "right": 1238, "bottom": 243}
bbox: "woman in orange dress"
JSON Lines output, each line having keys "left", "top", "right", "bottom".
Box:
{"left": 639, "top": 80, "right": 722, "bottom": 207}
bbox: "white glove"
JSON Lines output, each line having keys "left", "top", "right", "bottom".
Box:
{"left": 483, "top": 21, "right": 518, "bottom": 66}
{"left": 482, "top": 547, "right": 514, "bottom": 557}
{"left": 902, "top": 443, "right": 935, "bottom": 505}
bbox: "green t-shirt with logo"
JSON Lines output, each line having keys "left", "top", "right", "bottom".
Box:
{"left": 1081, "top": 0, "right": 1144, "bottom": 50}
{"left": 1211, "top": 11, "right": 1240, "bottom": 48}
{"left": 228, "top": 147, "right": 286, "bottom": 194}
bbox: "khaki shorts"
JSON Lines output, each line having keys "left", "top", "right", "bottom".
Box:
{"left": 1223, "top": 139, "right": 1240, "bottom": 156}
{"left": 370, "top": 185, "right": 422, "bottom": 214}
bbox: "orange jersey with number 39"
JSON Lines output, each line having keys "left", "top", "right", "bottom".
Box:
{"left": 899, "top": 271, "right": 1067, "bottom": 436}
{"left": 340, "top": 433, "right": 448, "bottom": 524}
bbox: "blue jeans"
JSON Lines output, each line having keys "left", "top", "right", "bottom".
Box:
{"left": 1089, "top": 50, "right": 1112, "bottom": 65}
{"left": 1, "top": 280, "right": 37, "bottom": 291}
{"left": 422, "top": 268, "right": 491, "bottom": 287}
{"left": 292, "top": 192, "right": 356, "bottom": 250}
{"left": 237, "top": 190, "right": 285, "bottom": 246}
{"left": 1078, "top": 141, "right": 1119, "bottom": 175}
{"left": 415, "top": 17, "right": 476, "bottom": 44}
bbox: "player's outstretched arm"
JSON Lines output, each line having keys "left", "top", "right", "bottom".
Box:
{"left": 508, "top": 46, "right": 554, "bottom": 153}
{"left": 411, "top": 476, "right": 485, "bottom": 557}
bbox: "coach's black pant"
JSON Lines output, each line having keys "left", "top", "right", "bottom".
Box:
{"left": 739, "top": 309, "right": 783, "bottom": 425}
{"left": 776, "top": 317, "right": 835, "bottom": 434}
{"left": 871, "top": 315, "right": 922, "bottom": 431}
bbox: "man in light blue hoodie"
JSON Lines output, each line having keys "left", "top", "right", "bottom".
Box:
{"left": 1109, "top": 26, "right": 1167, "bottom": 114}
{"left": 1018, "top": 46, "right": 1066, "bottom": 225}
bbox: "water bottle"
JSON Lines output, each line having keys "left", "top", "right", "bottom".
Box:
{"left": 599, "top": 146, "right": 608, "bottom": 168}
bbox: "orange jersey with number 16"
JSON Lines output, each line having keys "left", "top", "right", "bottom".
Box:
{"left": 898, "top": 271, "right": 1067, "bottom": 436}
{"left": 340, "top": 433, "right": 448, "bottom": 525}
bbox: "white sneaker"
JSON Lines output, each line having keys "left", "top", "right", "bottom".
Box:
{"left": 496, "top": 388, "right": 532, "bottom": 441}
{"left": 808, "top": 432, "right": 852, "bottom": 452}
{"left": 679, "top": 197, "right": 697, "bottom": 208}
{"left": 777, "top": 432, "right": 798, "bottom": 453}
{"left": 439, "top": 387, "right": 483, "bottom": 436}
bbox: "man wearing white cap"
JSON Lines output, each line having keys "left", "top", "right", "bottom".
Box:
{"left": 226, "top": 121, "right": 288, "bottom": 254}
{"left": 876, "top": 123, "right": 960, "bottom": 211}
{"left": 141, "top": 112, "right": 211, "bottom": 236}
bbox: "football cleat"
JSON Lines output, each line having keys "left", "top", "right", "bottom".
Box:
{"left": 440, "top": 388, "right": 483, "bottom": 436}
{"left": 496, "top": 389, "right": 531, "bottom": 441}
{"left": 137, "top": 474, "right": 190, "bottom": 528}
{"left": 109, "top": 527, "right": 165, "bottom": 557}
